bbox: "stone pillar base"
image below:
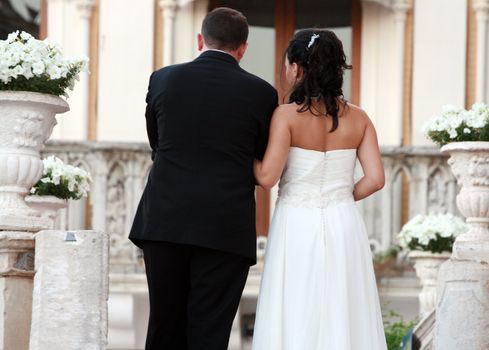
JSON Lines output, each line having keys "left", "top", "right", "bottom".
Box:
{"left": 0, "top": 231, "right": 35, "bottom": 350}
{"left": 436, "top": 259, "right": 489, "bottom": 349}
{"left": 29, "top": 230, "right": 109, "bottom": 350}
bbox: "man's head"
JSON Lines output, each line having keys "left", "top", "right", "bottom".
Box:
{"left": 198, "top": 7, "right": 249, "bottom": 62}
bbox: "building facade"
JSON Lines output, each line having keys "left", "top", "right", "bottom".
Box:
{"left": 2, "top": 0, "right": 489, "bottom": 348}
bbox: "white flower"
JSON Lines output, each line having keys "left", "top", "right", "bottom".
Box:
{"left": 423, "top": 103, "right": 489, "bottom": 144}
{"left": 397, "top": 213, "right": 468, "bottom": 252}
{"left": 6, "top": 31, "right": 19, "bottom": 43}
{"left": 32, "top": 61, "right": 44, "bottom": 75}
{"left": 31, "top": 156, "right": 92, "bottom": 199}
{"left": 46, "top": 64, "right": 62, "bottom": 80}
{"left": 20, "top": 31, "right": 32, "bottom": 41}
{"left": 0, "top": 31, "right": 88, "bottom": 95}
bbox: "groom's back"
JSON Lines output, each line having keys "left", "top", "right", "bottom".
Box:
{"left": 131, "top": 51, "right": 277, "bottom": 261}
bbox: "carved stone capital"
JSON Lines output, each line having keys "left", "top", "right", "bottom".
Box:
{"left": 392, "top": 0, "right": 411, "bottom": 21}
{"left": 473, "top": 0, "right": 489, "bottom": 21}
{"left": 361, "top": 0, "right": 412, "bottom": 18}
{"left": 159, "top": 0, "right": 179, "bottom": 19}
{"left": 67, "top": 0, "right": 95, "bottom": 19}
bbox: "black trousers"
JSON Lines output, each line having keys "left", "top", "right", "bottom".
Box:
{"left": 142, "top": 241, "right": 250, "bottom": 350}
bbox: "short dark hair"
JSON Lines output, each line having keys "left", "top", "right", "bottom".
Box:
{"left": 202, "top": 7, "right": 249, "bottom": 51}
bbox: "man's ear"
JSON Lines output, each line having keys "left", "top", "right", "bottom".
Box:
{"left": 197, "top": 33, "right": 204, "bottom": 51}
{"left": 236, "top": 42, "right": 248, "bottom": 62}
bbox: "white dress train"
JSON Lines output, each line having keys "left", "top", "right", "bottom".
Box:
{"left": 252, "top": 147, "right": 387, "bottom": 350}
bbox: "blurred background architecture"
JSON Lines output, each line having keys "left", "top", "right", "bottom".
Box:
{"left": 2, "top": 0, "right": 487, "bottom": 348}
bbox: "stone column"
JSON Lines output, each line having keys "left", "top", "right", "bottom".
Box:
{"left": 29, "top": 230, "right": 109, "bottom": 350}
{"left": 392, "top": 0, "right": 411, "bottom": 143}
{"left": 380, "top": 157, "right": 394, "bottom": 250}
{"left": 474, "top": 0, "right": 489, "bottom": 102}
{"left": 159, "top": 0, "right": 179, "bottom": 66}
{"left": 74, "top": 0, "right": 95, "bottom": 139}
{"left": 0, "top": 232, "right": 35, "bottom": 350}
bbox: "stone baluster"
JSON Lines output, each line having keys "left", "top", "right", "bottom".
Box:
{"left": 409, "top": 159, "right": 430, "bottom": 217}
{"left": 88, "top": 153, "right": 109, "bottom": 233}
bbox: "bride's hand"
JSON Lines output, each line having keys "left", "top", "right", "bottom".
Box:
{"left": 253, "top": 159, "right": 262, "bottom": 177}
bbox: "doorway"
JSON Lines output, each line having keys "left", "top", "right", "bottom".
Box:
{"left": 210, "top": 0, "right": 362, "bottom": 235}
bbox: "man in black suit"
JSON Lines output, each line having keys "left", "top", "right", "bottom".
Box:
{"left": 129, "top": 7, "right": 278, "bottom": 350}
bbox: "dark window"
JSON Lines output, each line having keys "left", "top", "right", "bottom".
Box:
{"left": 296, "top": 0, "right": 351, "bottom": 29}
{"left": 217, "top": 0, "right": 275, "bottom": 27}
{"left": 0, "top": 0, "right": 40, "bottom": 39}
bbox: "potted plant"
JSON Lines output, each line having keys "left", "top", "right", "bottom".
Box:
{"left": 382, "top": 309, "right": 417, "bottom": 350}
{"left": 397, "top": 213, "right": 468, "bottom": 317}
{"left": 26, "top": 156, "right": 91, "bottom": 228}
{"left": 0, "top": 31, "right": 87, "bottom": 231}
{"left": 423, "top": 103, "right": 489, "bottom": 263}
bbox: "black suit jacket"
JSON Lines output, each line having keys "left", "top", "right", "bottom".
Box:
{"left": 129, "top": 51, "right": 278, "bottom": 262}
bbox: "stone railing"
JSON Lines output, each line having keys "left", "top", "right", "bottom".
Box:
{"left": 41, "top": 141, "right": 458, "bottom": 274}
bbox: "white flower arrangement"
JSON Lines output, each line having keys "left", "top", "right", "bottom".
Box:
{"left": 30, "top": 156, "right": 92, "bottom": 200}
{"left": 397, "top": 213, "right": 468, "bottom": 253}
{"left": 422, "top": 103, "right": 489, "bottom": 146}
{"left": 0, "top": 31, "right": 88, "bottom": 96}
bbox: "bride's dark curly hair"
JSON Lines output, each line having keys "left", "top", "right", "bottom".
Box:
{"left": 286, "top": 29, "right": 352, "bottom": 132}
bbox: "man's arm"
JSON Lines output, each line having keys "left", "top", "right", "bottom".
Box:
{"left": 145, "top": 73, "right": 158, "bottom": 161}
{"left": 254, "top": 88, "right": 279, "bottom": 161}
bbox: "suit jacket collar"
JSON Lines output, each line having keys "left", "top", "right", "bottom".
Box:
{"left": 196, "top": 50, "right": 240, "bottom": 66}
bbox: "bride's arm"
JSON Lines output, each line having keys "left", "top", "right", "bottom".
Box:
{"left": 253, "top": 107, "right": 291, "bottom": 189}
{"left": 353, "top": 117, "right": 385, "bottom": 201}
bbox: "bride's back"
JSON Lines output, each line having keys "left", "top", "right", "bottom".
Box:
{"left": 285, "top": 101, "right": 368, "bottom": 153}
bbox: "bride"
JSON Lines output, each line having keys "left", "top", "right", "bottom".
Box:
{"left": 252, "top": 29, "right": 388, "bottom": 349}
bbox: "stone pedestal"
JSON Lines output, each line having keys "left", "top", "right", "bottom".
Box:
{"left": 0, "top": 232, "right": 35, "bottom": 350}
{"left": 409, "top": 251, "right": 450, "bottom": 318}
{"left": 436, "top": 259, "right": 489, "bottom": 349}
{"left": 435, "top": 142, "right": 489, "bottom": 349}
{"left": 29, "top": 230, "right": 109, "bottom": 350}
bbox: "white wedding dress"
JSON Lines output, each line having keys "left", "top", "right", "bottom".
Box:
{"left": 252, "top": 147, "right": 387, "bottom": 350}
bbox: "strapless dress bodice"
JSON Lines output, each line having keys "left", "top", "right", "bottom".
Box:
{"left": 277, "top": 147, "right": 356, "bottom": 208}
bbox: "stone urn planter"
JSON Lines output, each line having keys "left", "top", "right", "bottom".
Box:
{"left": 0, "top": 91, "right": 69, "bottom": 232}
{"left": 440, "top": 141, "right": 489, "bottom": 261}
{"left": 25, "top": 195, "right": 68, "bottom": 229}
{"left": 408, "top": 250, "right": 451, "bottom": 318}
{"left": 435, "top": 141, "right": 489, "bottom": 349}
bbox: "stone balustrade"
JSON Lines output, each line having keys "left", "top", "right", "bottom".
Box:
{"left": 41, "top": 141, "right": 458, "bottom": 275}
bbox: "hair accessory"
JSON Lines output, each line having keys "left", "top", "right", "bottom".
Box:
{"left": 307, "top": 33, "right": 320, "bottom": 50}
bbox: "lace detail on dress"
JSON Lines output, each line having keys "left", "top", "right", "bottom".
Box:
{"left": 277, "top": 187, "right": 354, "bottom": 209}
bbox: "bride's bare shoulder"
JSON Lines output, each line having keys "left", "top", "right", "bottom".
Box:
{"left": 275, "top": 102, "right": 299, "bottom": 113}
{"left": 273, "top": 103, "right": 301, "bottom": 120}
{"left": 343, "top": 102, "right": 372, "bottom": 126}
{"left": 344, "top": 102, "right": 368, "bottom": 118}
